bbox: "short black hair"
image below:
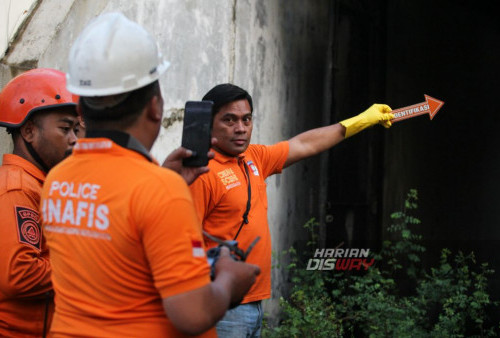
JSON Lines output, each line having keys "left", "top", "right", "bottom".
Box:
{"left": 80, "top": 81, "right": 160, "bottom": 130}
{"left": 202, "top": 83, "right": 253, "bottom": 116}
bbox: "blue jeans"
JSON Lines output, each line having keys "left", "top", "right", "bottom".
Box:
{"left": 216, "top": 301, "right": 263, "bottom": 338}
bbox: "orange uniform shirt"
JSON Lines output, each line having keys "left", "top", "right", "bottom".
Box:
{"left": 0, "top": 154, "right": 53, "bottom": 337}
{"left": 189, "top": 142, "right": 289, "bottom": 303}
{"left": 41, "top": 137, "right": 215, "bottom": 337}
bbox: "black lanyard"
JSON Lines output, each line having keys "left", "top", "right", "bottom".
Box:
{"left": 233, "top": 159, "right": 251, "bottom": 240}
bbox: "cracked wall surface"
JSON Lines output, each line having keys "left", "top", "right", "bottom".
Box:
{"left": 0, "top": 0, "right": 38, "bottom": 60}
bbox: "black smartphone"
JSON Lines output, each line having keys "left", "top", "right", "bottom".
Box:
{"left": 181, "top": 100, "right": 213, "bottom": 167}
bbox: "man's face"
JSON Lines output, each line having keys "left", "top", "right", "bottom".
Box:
{"left": 31, "top": 107, "right": 80, "bottom": 169}
{"left": 211, "top": 99, "right": 253, "bottom": 156}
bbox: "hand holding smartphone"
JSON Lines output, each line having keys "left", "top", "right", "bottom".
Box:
{"left": 181, "top": 101, "right": 213, "bottom": 167}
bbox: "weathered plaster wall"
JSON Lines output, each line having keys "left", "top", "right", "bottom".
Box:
{"left": 0, "top": 0, "right": 332, "bottom": 321}
{"left": 0, "top": 0, "right": 38, "bottom": 60}
{"left": 0, "top": 0, "right": 37, "bottom": 159}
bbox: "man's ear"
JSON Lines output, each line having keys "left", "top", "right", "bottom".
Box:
{"left": 146, "top": 95, "right": 163, "bottom": 123}
{"left": 19, "top": 120, "right": 37, "bottom": 143}
{"left": 76, "top": 104, "right": 82, "bottom": 117}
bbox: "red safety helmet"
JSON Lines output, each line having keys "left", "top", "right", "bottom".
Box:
{"left": 0, "top": 68, "right": 78, "bottom": 128}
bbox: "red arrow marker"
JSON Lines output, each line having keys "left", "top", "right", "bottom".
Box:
{"left": 391, "top": 95, "right": 444, "bottom": 123}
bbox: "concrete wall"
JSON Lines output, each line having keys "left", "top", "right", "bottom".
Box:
{"left": 0, "top": 0, "right": 38, "bottom": 60}
{"left": 0, "top": 0, "right": 332, "bottom": 321}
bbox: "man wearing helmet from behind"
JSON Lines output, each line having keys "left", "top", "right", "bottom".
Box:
{"left": 0, "top": 68, "right": 81, "bottom": 337}
{"left": 40, "top": 12, "right": 259, "bottom": 337}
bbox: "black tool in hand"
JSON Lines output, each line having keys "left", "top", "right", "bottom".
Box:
{"left": 203, "top": 231, "right": 260, "bottom": 280}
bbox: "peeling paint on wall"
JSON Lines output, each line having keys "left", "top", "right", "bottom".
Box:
{"left": 161, "top": 108, "right": 184, "bottom": 130}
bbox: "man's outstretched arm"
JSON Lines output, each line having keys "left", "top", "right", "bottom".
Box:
{"left": 284, "top": 104, "right": 393, "bottom": 168}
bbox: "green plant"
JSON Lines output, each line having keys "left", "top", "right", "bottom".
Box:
{"left": 263, "top": 189, "right": 499, "bottom": 337}
{"left": 264, "top": 219, "right": 343, "bottom": 337}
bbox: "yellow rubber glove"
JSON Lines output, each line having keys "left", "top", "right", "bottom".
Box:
{"left": 339, "top": 104, "right": 394, "bottom": 138}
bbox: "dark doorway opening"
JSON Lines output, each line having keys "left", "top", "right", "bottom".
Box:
{"left": 325, "top": 0, "right": 500, "bottom": 321}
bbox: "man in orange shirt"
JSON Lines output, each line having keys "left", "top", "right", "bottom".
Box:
{"left": 41, "top": 12, "right": 259, "bottom": 337}
{"left": 0, "top": 68, "right": 81, "bottom": 337}
{"left": 189, "top": 83, "right": 395, "bottom": 337}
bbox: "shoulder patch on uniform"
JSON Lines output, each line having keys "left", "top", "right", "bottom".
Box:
{"left": 15, "top": 206, "right": 41, "bottom": 250}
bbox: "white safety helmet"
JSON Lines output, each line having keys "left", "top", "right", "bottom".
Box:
{"left": 67, "top": 12, "right": 170, "bottom": 97}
